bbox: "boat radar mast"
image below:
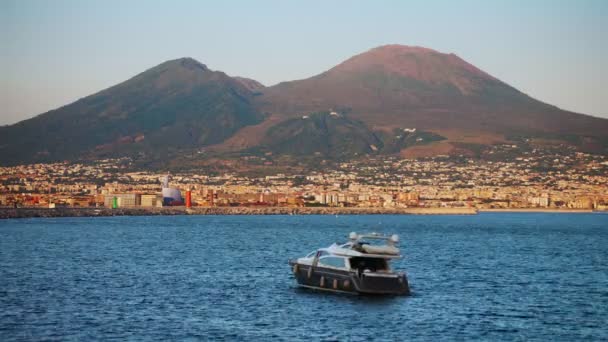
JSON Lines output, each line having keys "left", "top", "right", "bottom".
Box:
{"left": 349, "top": 232, "right": 400, "bottom": 246}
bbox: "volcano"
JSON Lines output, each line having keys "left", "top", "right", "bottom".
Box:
{"left": 1, "top": 45, "right": 607, "bottom": 166}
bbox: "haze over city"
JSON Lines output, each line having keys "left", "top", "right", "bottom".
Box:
{"left": 1, "top": 0, "right": 607, "bottom": 125}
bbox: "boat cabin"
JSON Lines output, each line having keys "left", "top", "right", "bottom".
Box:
{"left": 290, "top": 232, "right": 409, "bottom": 295}
{"left": 299, "top": 250, "right": 392, "bottom": 272}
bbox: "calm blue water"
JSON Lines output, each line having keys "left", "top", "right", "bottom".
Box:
{"left": 1, "top": 213, "right": 607, "bottom": 341}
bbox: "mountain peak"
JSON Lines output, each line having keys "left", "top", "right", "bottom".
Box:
{"left": 328, "top": 44, "right": 494, "bottom": 90}
{"left": 162, "top": 57, "right": 208, "bottom": 71}
{"left": 368, "top": 44, "right": 439, "bottom": 54}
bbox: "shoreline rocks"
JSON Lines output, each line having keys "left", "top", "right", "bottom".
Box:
{"left": 0, "top": 206, "right": 479, "bottom": 219}
{"left": 1, "top": 206, "right": 599, "bottom": 219}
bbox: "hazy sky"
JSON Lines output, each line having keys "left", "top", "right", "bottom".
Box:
{"left": 1, "top": 0, "right": 607, "bottom": 125}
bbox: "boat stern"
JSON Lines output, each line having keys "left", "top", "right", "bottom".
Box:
{"left": 355, "top": 271, "right": 410, "bottom": 295}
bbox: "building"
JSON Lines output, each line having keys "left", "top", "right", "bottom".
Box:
{"left": 140, "top": 194, "right": 159, "bottom": 207}
{"left": 103, "top": 193, "right": 141, "bottom": 207}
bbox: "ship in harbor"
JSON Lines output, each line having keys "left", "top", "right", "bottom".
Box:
{"left": 160, "top": 174, "right": 184, "bottom": 206}
{"left": 289, "top": 232, "right": 410, "bottom": 295}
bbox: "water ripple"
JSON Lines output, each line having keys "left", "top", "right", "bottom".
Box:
{"left": 1, "top": 213, "right": 607, "bottom": 340}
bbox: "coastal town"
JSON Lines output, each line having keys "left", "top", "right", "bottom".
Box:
{"left": 1, "top": 143, "right": 607, "bottom": 212}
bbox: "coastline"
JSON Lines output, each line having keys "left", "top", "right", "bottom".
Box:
{"left": 478, "top": 208, "right": 595, "bottom": 213}
{"left": 0, "top": 206, "right": 477, "bottom": 219}
{"left": 0, "top": 206, "right": 602, "bottom": 219}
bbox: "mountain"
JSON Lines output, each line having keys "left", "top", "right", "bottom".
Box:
{"left": 233, "top": 77, "right": 265, "bottom": 93}
{"left": 256, "top": 111, "right": 382, "bottom": 158}
{"left": 0, "top": 58, "right": 263, "bottom": 165}
{"left": 1, "top": 45, "right": 607, "bottom": 167}
{"left": 250, "top": 111, "right": 445, "bottom": 159}
{"left": 256, "top": 45, "right": 608, "bottom": 155}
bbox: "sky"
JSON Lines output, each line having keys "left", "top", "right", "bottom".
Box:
{"left": 1, "top": 0, "right": 607, "bottom": 125}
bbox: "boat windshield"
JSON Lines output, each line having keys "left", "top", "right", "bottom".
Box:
{"left": 318, "top": 256, "right": 348, "bottom": 269}
{"left": 305, "top": 250, "right": 329, "bottom": 258}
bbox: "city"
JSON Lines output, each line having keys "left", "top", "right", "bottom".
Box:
{"left": 2, "top": 143, "right": 606, "bottom": 211}
{"left": 3, "top": 1, "right": 608, "bottom": 340}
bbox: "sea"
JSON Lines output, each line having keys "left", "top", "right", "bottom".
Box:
{"left": 1, "top": 213, "right": 607, "bottom": 341}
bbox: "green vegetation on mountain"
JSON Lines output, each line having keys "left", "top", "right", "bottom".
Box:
{"left": 256, "top": 112, "right": 382, "bottom": 159}
{"left": 377, "top": 128, "right": 446, "bottom": 154}
{"left": 253, "top": 111, "right": 445, "bottom": 159}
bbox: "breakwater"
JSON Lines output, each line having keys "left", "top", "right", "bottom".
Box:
{"left": 0, "top": 206, "right": 478, "bottom": 219}
{"left": 479, "top": 208, "right": 595, "bottom": 213}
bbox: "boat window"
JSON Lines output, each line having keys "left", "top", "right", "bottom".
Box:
{"left": 350, "top": 257, "right": 389, "bottom": 272}
{"left": 318, "top": 256, "right": 347, "bottom": 269}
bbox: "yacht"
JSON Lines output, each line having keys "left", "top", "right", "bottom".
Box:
{"left": 289, "top": 232, "right": 410, "bottom": 295}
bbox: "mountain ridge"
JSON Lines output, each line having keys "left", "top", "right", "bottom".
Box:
{"left": 0, "top": 57, "right": 264, "bottom": 165}
{"left": 1, "top": 45, "right": 607, "bottom": 166}
{"left": 257, "top": 45, "right": 607, "bottom": 144}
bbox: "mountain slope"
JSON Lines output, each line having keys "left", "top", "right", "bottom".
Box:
{"left": 233, "top": 77, "right": 265, "bottom": 93}
{"left": 258, "top": 45, "right": 608, "bottom": 149}
{"left": 256, "top": 112, "right": 383, "bottom": 158}
{"left": 2, "top": 46, "right": 607, "bottom": 167}
{"left": 0, "top": 58, "right": 263, "bottom": 165}
{"left": 247, "top": 111, "right": 446, "bottom": 159}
